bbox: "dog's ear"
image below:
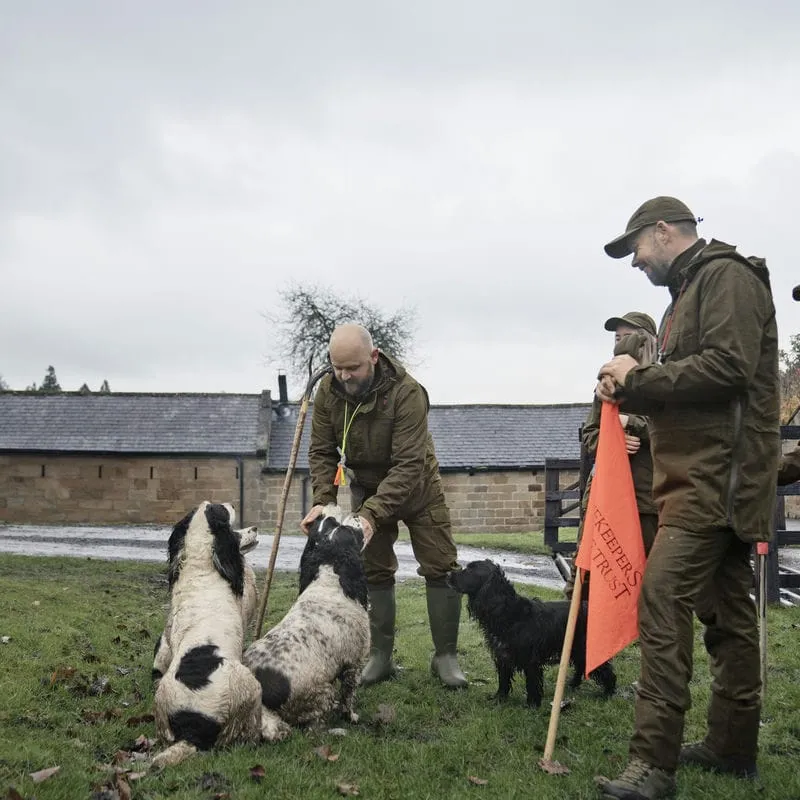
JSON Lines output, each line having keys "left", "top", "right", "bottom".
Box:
{"left": 206, "top": 503, "right": 245, "bottom": 596}
{"left": 205, "top": 502, "right": 233, "bottom": 535}
{"left": 167, "top": 507, "right": 194, "bottom": 588}
{"left": 298, "top": 533, "right": 319, "bottom": 595}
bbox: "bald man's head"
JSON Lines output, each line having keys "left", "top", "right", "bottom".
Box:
{"left": 329, "top": 324, "right": 379, "bottom": 397}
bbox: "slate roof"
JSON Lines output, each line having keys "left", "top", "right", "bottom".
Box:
{"left": 0, "top": 392, "right": 591, "bottom": 468}
{"left": 0, "top": 392, "right": 264, "bottom": 455}
{"left": 267, "top": 402, "right": 591, "bottom": 471}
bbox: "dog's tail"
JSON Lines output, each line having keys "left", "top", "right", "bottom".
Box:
{"left": 151, "top": 740, "right": 197, "bottom": 769}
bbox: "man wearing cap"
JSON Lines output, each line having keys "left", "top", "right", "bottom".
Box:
{"left": 778, "top": 285, "right": 800, "bottom": 486}
{"left": 594, "top": 197, "right": 779, "bottom": 799}
{"left": 565, "top": 311, "right": 658, "bottom": 600}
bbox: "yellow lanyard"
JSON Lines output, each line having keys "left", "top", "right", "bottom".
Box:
{"left": 334, "top": 401, "right": 362, "bottom": 486}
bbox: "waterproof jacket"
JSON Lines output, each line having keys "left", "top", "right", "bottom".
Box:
{"left": 619, "top": 239, "right": 780, "bottom": 541}
{"left": 581, "top": 396, "right": 656, "bottom": 517}
{"left": 309, "top": 352, "right": 443, "bottom": 533}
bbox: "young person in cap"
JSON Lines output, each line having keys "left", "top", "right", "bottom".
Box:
{"left": 301, "top": 323, "right": 467, "bottom": 689}
{"left": 593, "top": 197, "right": 779, "bottom": 799}
{"left": 778, "top": 284, "right": 800, "bottom": 486}
{"left": 564, "top": 311, "right": 658, "bottom": 600}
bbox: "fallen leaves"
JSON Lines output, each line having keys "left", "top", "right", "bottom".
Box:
{"left": 468, "top": 775, "right": 489, "bottom": 786}
{"left": 314, "top": 745, "right": 339, "bottom": 762}
{"left": 90, "top": 769, "right": 132, "bottom": 800}
{"left": 336, "top": 781, "right": 360, "bottom": 796}
{"left": 82, "top": 708, "right": 122, "bottom": 724}
{"left": 125, "top": 712, "right": 155, "bottom": 727}
{"left": 49, "top": 666, "right": 76, "bottom": 686}
{"left": 538, "top": 758, "right": 571, "bottom": 775}
{"left": 28, "top": 766, "right": 60, "bottom": 783}
{"left": 249, "top": 764, "right": 266, "bottom": 783}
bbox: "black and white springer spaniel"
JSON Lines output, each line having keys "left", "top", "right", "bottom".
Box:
{"left": 243, "top": 504, "right": 370, "bottom": 741}
{"left": 151, "top": 502, "right": 262, "bottom": 767}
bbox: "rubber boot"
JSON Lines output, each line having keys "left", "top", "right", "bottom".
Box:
{"left": 360, "top": 586, "right": 396, "bottom": 686}
{"left": 426, "top": 584, "right": 468, "bottom": 688}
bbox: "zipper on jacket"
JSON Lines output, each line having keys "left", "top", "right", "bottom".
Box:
{"left": 726, "top": 397, "right": 744, "bottom": 527}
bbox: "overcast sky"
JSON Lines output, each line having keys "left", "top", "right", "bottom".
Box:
{"left": 2, "top": 1, "right": 799, "bottom": 404}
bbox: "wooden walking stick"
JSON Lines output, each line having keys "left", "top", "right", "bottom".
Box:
{"left": 539, "top": 567, "right": 585, "bottom": 773}
{"left": 254, "top": 364, "right": 331, "bottom": 638}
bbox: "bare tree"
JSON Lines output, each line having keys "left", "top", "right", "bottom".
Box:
{"left": 0, "top": 374, "right": 9, "bottom": 391}
{"left": 266, "top": 283, "right": 416, "bottom": 382}
{"left": 780, "top": 333, "right": 800, "bottom": 423}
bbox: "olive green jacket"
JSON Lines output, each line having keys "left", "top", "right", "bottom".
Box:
{"left": 619, "top": 239, "right": 780, "bottom": 541}
{"left": 581, "top": 396, "right": 656, "bottom": 516}
{"left": 309, "top": 353, "right": 443, "bottom": 533}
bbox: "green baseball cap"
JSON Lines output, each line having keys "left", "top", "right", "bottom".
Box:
{"left": 604, "top": 196, "right": 696, "bottom": 259}
{"left": 604, "top": 311, "right": 657, "bottom": 337}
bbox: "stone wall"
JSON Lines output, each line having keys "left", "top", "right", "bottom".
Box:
{"left": 0, "top": 454, "right": 578, "bottom": 534}
{"left": 253, "top": 468, "right": 580, "bottom": 534}
{"left": 441, "top": 469, "right": 579, "bottom": 533}
{"left": 0, "top": 454, "right": 264, "bottom": 527}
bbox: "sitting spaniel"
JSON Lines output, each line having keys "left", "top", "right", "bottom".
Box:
{"left": 243, "top": 504, "right": 370, "bottom": 741}
{"left": 151, "top": 502, "right": 263, "bottom": 767}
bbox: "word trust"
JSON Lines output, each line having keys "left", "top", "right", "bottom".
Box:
{"left": 589, "top": 508, "right": 644, "bottom": 600}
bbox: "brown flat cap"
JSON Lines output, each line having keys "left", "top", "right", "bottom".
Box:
{"left": 604, "top": 196, "right": 696, "bottom": 259}
{"left": 604, "top": 311, "right": 657, "bottom": 337}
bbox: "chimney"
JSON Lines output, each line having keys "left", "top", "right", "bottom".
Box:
{"left": 278, "top": 373, "right": 288, "bottom": 405}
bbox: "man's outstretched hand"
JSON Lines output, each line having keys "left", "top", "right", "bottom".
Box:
{"left": 300, "top": 504, "right": 324, "bottom": 534}
{"left": 301, "top": 504, "right": 374, "bottom": 547}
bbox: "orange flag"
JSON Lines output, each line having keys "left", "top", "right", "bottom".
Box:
{"left": 574, "top": 402, "right": 646, "bottom": 675}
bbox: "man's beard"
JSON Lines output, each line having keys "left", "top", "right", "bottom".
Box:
{"left": 342, "top": 372, "right": 374, "bottom": 397}
{"left": 643, "top": 259, "right": 672, "bottom": 287}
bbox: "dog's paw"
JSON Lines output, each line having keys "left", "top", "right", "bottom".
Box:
{"left": 261, "top": 716, "right": 292, "bottom": 743}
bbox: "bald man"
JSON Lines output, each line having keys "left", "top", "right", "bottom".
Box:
{"left": 301, "top": 324, "right": 467, "bottom": 689}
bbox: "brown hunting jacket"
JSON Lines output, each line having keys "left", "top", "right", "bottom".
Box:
{"left": 581, "top": 396, "right": 656, "bottom": 517}
{"left": 309, "top": 353, "right": 443, "bottom": 533}
{"left": 619, "top": 239, "right": 780, "bottom": 541}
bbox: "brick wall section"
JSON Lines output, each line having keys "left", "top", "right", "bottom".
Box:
{"left": 0, "top": 455, "right": 577, "bottom": 534}
{"left": 440, "top": 469, "right": 578, "bottom": 533}
{"left": 252, "top": 469, "right": 579, "bottom": 535}
{"left": 0, "top": 454, "right": 264, "bottom": 527}
{"left": 253, "top": 474, "right": 354, "bottom": 534}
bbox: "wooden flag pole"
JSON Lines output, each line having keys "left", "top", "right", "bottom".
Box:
{"left": 757, "top": 541, "right": 769, "bottom": 700}
{"left": 540, "top": 568, "right": 585, "bottom": 771}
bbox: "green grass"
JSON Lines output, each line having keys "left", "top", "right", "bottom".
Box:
{"left": 407, "top": 529, "right": 579, "bottom": 556}
{"left": 1, "top": 554, "right": 799, "bottom": 799}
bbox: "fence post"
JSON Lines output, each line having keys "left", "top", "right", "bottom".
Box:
{"left": 766, "top": 495, "right": 784, "bottom": 605}
{"left": 543, "top": 462, "right": 560, "bottom": 552}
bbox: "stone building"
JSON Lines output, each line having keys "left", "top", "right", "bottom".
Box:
{"left": 0, "top": 387, "right": 588, "bottom": 533}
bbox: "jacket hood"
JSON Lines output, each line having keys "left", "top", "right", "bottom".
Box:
{"left": 672, "top": 239, "right": 771, "bottom": 292}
